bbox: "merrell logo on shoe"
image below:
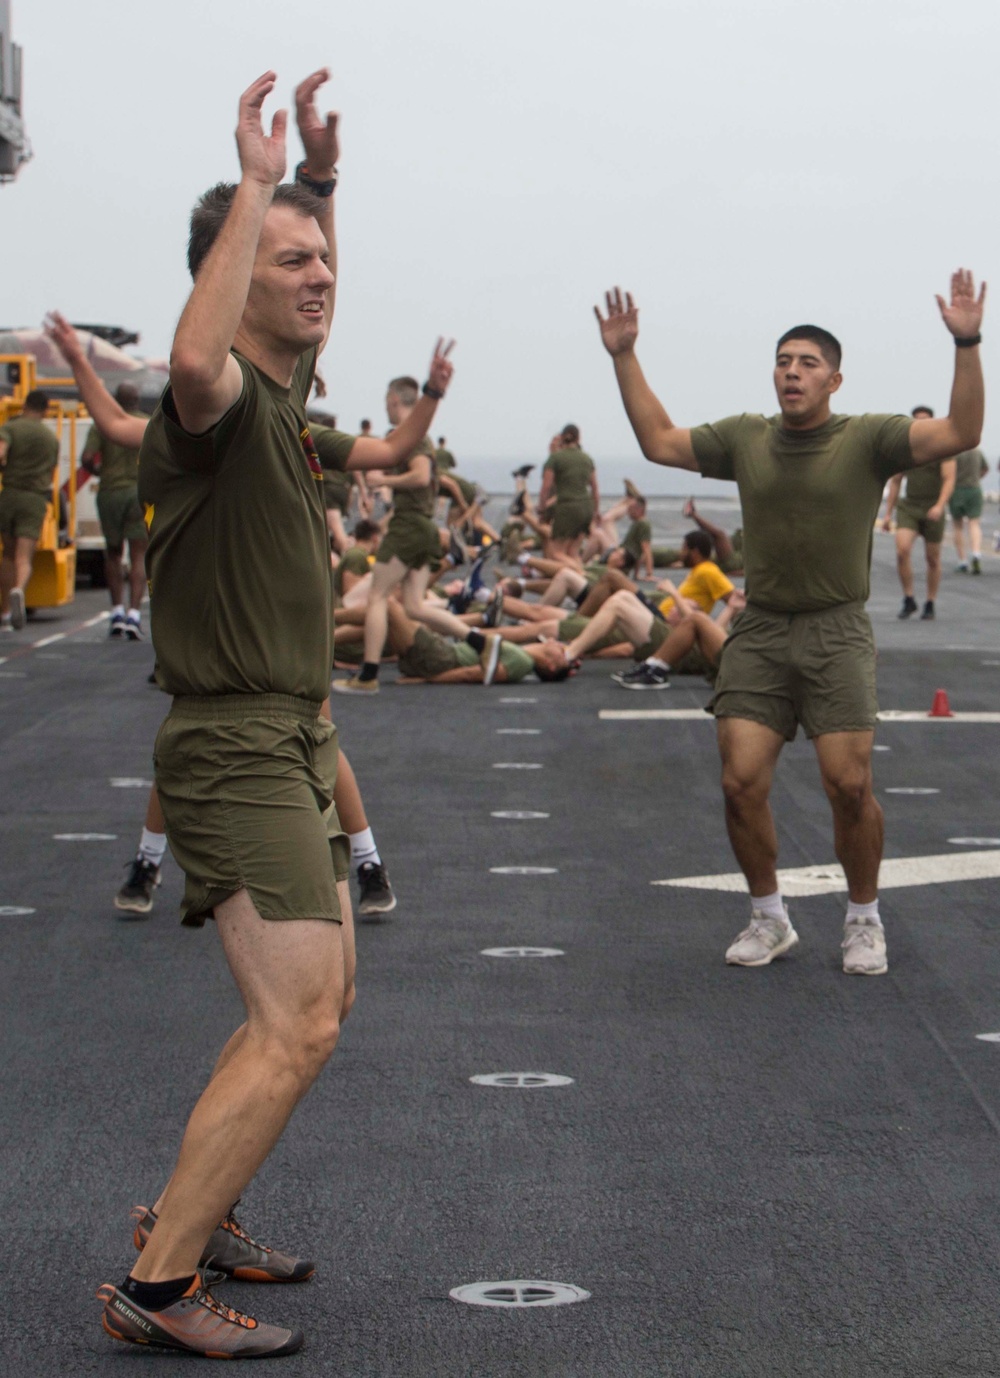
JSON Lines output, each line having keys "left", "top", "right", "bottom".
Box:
{"left": 112, "top": 1298, "right": 156, "bottom": 1334}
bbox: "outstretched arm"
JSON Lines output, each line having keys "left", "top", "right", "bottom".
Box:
{"left": 346, "top": 341, "right": 455, "bottom": 470}
{"left": 910, "top": 270, "right": 986, "bottom": 464}
{"left": 594, "top": 288, "right": 698, "bottom": 472}
{"left": 45, "top": 313, "right": 147, "bottom": 448}
{"left": 928, "top": 459, "right": 957, "bottom": 521}
{"left": 882, "top": 474, "right": 903, "bottom": 530}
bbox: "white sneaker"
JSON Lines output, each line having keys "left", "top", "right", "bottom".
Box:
{"left": 9, "top": 587, "right": 25, "bottom": 630}
{"left": 725, "top": 909, "right": 799, "bottom": 967}
{"left": 842, "top": 917, "right": 887, "bottom": 976}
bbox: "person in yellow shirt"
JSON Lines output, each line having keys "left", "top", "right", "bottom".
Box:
{"left": 655, "top": 529, "right": 735, "bottom": 620}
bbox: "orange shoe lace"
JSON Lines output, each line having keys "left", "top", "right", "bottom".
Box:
{"left": 222, "top": 1209, "right": 273, "bottom": 1255}
{"left": 195, "top": 1283, "right": 258, "bottom": 1331}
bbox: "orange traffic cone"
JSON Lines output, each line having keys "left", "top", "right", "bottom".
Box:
{"left": 929, "top": 689, "right": 954, "bottom": 718}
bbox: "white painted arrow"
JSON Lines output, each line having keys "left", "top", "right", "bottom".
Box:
{"left": 652, "top": 850, "right": 1000, "bottom": 897}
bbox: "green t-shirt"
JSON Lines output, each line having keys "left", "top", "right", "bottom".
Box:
{"left": 313, "top": 425, "right": 355, "bottom": 510}
{"left": 903, "top": 460, "right": 945, "bottom": 509}
{"left": 391, "top": 437, "right": 438, "bottom": 521}
{"left": 0, "top": 416, "right": 58, "bottom": 495}
{"left": 453, "top": 639, "right": 534, "bottom": 682}
{"left": 333, "top": 545, "right": 372, "bottom": 597}
{"left": 450, "top": 474, "right": 477, "bottom": 506}
{"left": 543, "top": 447, "right": 595, "bottom": 502}
{"left": 82, "top": 420, "right": 142, "bottom": 492}
{"left": 139, "top": 349, "right": 332, "bottom": 701}
{"left": 691, "top": 412, "right": 915, "bottom": 613}
{"left": 954, "top": 448, "right": 986, "bottom": 489}
{"left": 434, "top": 447, "right": 456, "bottom": 472}
{"left": 623, "top": 517, "right": 652, "bottom": 559}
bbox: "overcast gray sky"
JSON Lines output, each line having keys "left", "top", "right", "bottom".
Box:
{"left": 8, "top": 0, "right": 997, "bottom": 491}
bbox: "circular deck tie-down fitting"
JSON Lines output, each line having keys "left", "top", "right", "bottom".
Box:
{"left": 450, "top": 1280, "right": 590, "bottom": 1308}
{"left": 469, "top": 1072, "right": 574, "bottom": 1088}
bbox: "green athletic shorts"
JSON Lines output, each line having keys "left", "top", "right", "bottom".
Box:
{"left": 153, "top": 694, "right": 349, "bottom": 928}
{"left": 0, "top": 487, "right": 48, "bottom": 541}
{"left": 323, "top": 475, "right": 351, "bottom": 514}
{"left": 551, "top": 499, "right": 594, "bottom": 540}
{"left": 398, "top": 626, "right": 459, "bottom": 679}
{"left": 949, "top": 486, "right": 983, "bottom": 521}
{"left": 634, "top": 618, "right": 717, "bottom": 681}
{"left": 377, "top": 514, "right": 442, "bottom": 571}
{"left": 896, "top": 499, "right": 945, "bottom": 544}
{"left": 97, "top": 485, "right": 147, "bottom": 549}
{"left": 558, "top": 611, "right": 627, "bottom": 653}
{"left": 652, "top": 546, "right": 683, "bottom": 568}
{"left": 711, "top": 601, "right": 878, "bottom": 741}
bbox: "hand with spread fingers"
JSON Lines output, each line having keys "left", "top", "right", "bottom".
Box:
{"left": 594, "top": 287, "right": 640, "bottom": 357}
{"left": 295, "top": 68, "right": 339, "bottom": 180}
{"left": 428, "top": 338, "right": 456, "bottom": 395}
{"left": 44, "top": 310, "right": 84, "bottom": 365}
{"left": 236, "top": 71, "right": 287, "bottom": 188}
{"left": 936, "top": 268, "right": 986, "bottom": 339}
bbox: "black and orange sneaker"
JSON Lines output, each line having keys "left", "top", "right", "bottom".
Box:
{"left": 98, "top": 1272, "right": 303, "bottom": 1358}
{"left": 132, "top": 1204, "right": 315, "bottom": 1283}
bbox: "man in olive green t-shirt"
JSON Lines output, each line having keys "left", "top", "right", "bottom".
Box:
{"left": 595, "top": 273, "right": 985, "bottom": 979}
{"left": 81, "top": 380, "right": 148, "bottom": 638}
{"left": 0, "top": 389, "right": 58, "bottom": 631}
{"left": 538, "top": 423, "right": 600, "bottom": 558}
{"left": 948, "top": 443, "right": 988, "bottom": 573}
{"left": 883, "top": 405, "right": 956, "bottom": 619}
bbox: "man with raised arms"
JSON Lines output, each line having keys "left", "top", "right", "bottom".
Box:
{"left": 91, "top": 71, "right": 354, "bottom": 1360}
{"left": 595, "top": 273, "right": 985, "bottom": 976}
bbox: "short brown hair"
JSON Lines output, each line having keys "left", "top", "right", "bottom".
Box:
{"left": 561, "top": 423, "right": 580, "bottom": 445}
{"left": 187, "top": 182, "right": 321, "bottom": 278}
{"left": 387, "top": 376, "right": 419, "bottom": 406}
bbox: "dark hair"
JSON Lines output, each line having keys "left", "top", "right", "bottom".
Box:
{"left": 360, "top": 418, "right": 371, "bottom": 429}
{"left": 617, "top": 547, "right": 638, "bottom": 574}
{"left": 307, "top": 409, "right": 337, "bottom": 427}
{"left": 353, "top": 520, "right": 380, "bottom": 542}
{"left": 911, "top": 405, "right": 934, "bottom": 418}
{"left": 683, "top": 529, "right": 713, "bottom": 559}
{"left": 187, "top": 181, "right": 322, "bottom": 278}
{"left": 631, "top": 496, "right": 647, "bottom": 512}
{"left": 533, "top": 659, "right": 571, "bottom": 682}
{"left": 561, "top": 424, "right": 580, "bottom": 445}
{"left": 776, "top": 325, "right": 842, "bottom": 371}
{"left": 437, "top": 436, "right": 446, "bottom": 445}
{"left": 24, "top": 389, "right": 49, "bottom": 412}
{"left": 388, "top": 376, "right": 419, "bottom": 405}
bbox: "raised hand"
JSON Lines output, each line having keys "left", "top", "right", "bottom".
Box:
{"left": 236, "top": 72, "right": 287, "bottom": 188}
{"left": 428, "top": 338, "right": 456, "bottom": 394}
{"left": 295, "top": 68, "right": 339, "bottom": 178}
{"left": 44, "top": 310, "right": 84, "bottom": 365}
{"left": 594, "top": 287, "right": 639, "bottom": 357}
{"left": 935, "top": 268, "right": 987, "bottom": 339}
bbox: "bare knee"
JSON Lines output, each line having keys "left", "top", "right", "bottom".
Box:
{"left": 340, "top": 980, "right": 356, "bottom": 1024}
{"left": 821, "top": 767, "right": 872, "bottom": 815}
{"left": 265, "top": 1011, "right": 341, "bottom": 1083}
{"left": 721, "top": 766, "right": 770, "bottom": 813}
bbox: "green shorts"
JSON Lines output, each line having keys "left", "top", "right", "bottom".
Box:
{"left": 652, "top": 546, "right": 683, "bottom": 568}
{"left": 949, "top": 486, "right": 983, "bottom": 521}
{"left": 97, "top": 485, "right": 147, "bottom": 549}
{"left": 398, "top": 626, "right": 459, "bottom": 679}
{"left": 711, "top": 601, "right": 878, "bottom": 741}
{"left": 153, "top": 694, "right": 349, "bottom": 928}
{"left": 551, "top": 499, "right": 594, "bottom": 540}
{"left": 896, "top": 499, "right": 945, "bottom": 544}
{"left": 558, "top": 611, "right": 627, "bottom": 653}
{"left": 323, "top": 476, "right": 351, "bottom": 514}
{"left": 634, "top": 617, "right": 718, "bottom": 681}
{"left": 0, "top": 487, "right": 48, "bottom": 541}
{"left": 377, "top": 515, "right": 442, "bottom": 571}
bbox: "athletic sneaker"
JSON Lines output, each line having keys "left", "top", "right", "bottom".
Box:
{"left": 98, "top": 1273, "right": 303, "bottom": 1358}
{"left": 624, "top": 478, "right": 642, "bottom": 500}
{"left": 972, "top": 555, "right": 982, "bottom": 575}
{"left": 125, "top": 616, "right": 144, "bottom": 641}
{"left": 332, "top": 675, "right": 379, "bottom": 695}
{"left": 897, "top": 595, "right": 918, "bottom": 619}
{"left": 512, "top": 464, "right": 534, "bottom": 479}
{"left": 109, "top": 612, "right": 127, "bottom": 639}
{"left": 842, "top": 917, "right": 888, "bottom": 976}
{"left": 357, "top": 861, "right": 397, "bottom": 916}
{"left": 725, "top": 909, "right": 799, "bottom": 967}
{"left": 132, "top": 1204, "right": 315, "bottom": 1283}
{"left": 482, "top": 586, "right": 504, "bottom": 628}
{"left": 613, "top": 662, "right": 670, "bottom": 690}
{"left": 920, "top": 600, "right": 935, "bottom": 621}
{"left": 115, "top": 857, "right": 161, "bottom": 915}
{"left": 9, "top": 587, "right": 25, "bottom": 630}
{"left": 480, "top": 631, "right": 503, "bottom": 686}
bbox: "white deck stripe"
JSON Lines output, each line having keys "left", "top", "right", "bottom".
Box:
{"left": 601, "top": 709, "right": 1000, "bottom": 724}
{"left": 652, "top": 850, "right": 1000, "bottom": 897}
{"left": 32, "top": 633, "right": 66, "bottom": 648}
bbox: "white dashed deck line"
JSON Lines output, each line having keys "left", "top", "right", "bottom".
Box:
{"left": 53, "top": 833, "right": 117, "bottom": 842}
{"left": 498, "top": 697, "right": 538, "bottom": 704}
{"left": 82, "top": 612, "right": 111, "bottom": 627}
{"left": 949, "top": 837, "right": 1000, "bottom": 846}
{"left": 495, "top": 728, "right": 541, "bottom": 735}
{"left": 0, "top": 906, "right": 35, "bottom": 916}
{"left": 110, "top": 778, "right": 152, "bottom": 788}
{"left": 490, "top": 866, "right": 557, "bottom": 875}
{"left": 600, "top": 708, "right": 1000, "bottom": 724}
{"left": 976, "top": 1033, "right": 1000, "bottom": 1043}
{"left": 981, "top": 661, "right": 1000, "bottom": 667}
{"left": 481, "top": 947, "right": 565, "bottom": 958}
{"left": 32, "top": 633, "right": 66, "bottom": 648}
{"left": 653, "top": 850, "right": 1000, "bottom": 896}
{"left": 0, "top": 670, "right": 25, "bottom": 677}
{"left": 885, "top": 787, "right": 939, "bottom": 795}
{"left": 491, "top": 810, "right": 550, "bottom": 820}
{"left": 492, "top": 762, "right": 542, "bottom": 770}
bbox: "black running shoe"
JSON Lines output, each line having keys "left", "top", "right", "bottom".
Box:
{"left": 125, "top": 617, "right": 144, "bottom": 641}
{"left": 613, "top": 662, "right": 671, "bottom": 690}
{"left": 512, "top": 464, "right": 535, "bottom": 479}
{"left": 898, "top": 596, "right": 918, "bottom": 619}
{"left": 357, "top": 861, "right": 397, "bottom": 917}
{"left": 115, "top": 857, "right": 161, "bottom": 915}
{"left": 972, "top": 556, "right": 982, "bottom": 575}
{"left": 920, "top": 600, "right": 935, "bottom": 620}
{"left": 109, "top": 612, "right": 126, "bottom": 639}
{"left": 482, "top": 586, "right": 504, "bottom": 628}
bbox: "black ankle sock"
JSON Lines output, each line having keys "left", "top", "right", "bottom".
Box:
{"left": 573, "top": 588, "right": 588, "bottom": 608}
{"left": 465, "top": 630, "right": 487, "bottom": 653}
{"left": 123, "top": 1273, "right": 197, "bottom": 1311}
{"left": 358, "top": 662, "right": 379, "bottom": 682}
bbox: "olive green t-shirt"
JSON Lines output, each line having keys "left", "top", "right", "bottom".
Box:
{"left": 453, "top": 639, "right": 534, "bottom": 682}
{"left": 139, "top": 349, "right": 332, "bottom": 701}
{"left": 623, "top": 518, "right": 652, "bottom": 559}
{"left": 903, "top": 460, "right": 945, "bottom": 509}
{"left": 450, "top": 474, "right": 477, "bottom": 506}
{"left": 333, "top": 545, "right": 372, "bottom": 597}
{"left": 953, "top": 448, "right": 986, "bottom": 489}
{"left": 543, "top": 447, "right": 595, "bottom": 502}
{"left": 82, "top": 420, "right": 143, "bottom": 492}
{"left": 0, "top": 416, "right": 58, "bottom": 495}
{"left": 313, "top": 425, "right": 355, "bottom": 511}
{"left": 691, "top": 412, "right": 915, "bottom": 613}
{"left": 391, "top": 437, "right": 438, "bottom": 521}
{"left": 435, "top": 446, "right": 456, "bottom": 472}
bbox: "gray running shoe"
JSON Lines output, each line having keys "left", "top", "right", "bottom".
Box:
{"left": 115, "top": 857, "right": 161, "bottom": 915}
{"left": 132, "top": 1204, "right": 315, "bottom": 1283}
{"left": 357, "top": 861, "right": 397, "bottom": 917}
{"left": 98, "top": 1273, "right": 303, "bottom": 1358}
{"left": 9, "top": 587, "right": 25, "bottom": 630}
{"left": 842, "top": 917, "right": 888, "bottom": 975}
{"left": 480, "top": 631, "right": 503, "bottom": 686}
{"left": 613, "top": 662, "right": 670, "bottom": 690}
{"left": 725, "top": 909, "right": 799, "bottom": 967}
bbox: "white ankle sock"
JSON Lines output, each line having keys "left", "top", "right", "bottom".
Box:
{"left": 750, "top": 890, "right": 785, "bottom": 921}
{"left": 127, "top": 608, "right": 141, "bottom": 623}
{"left": 647, "top": 657, "right": 671, "bottom": 671}
{"left": 111, "top": 604, "right": 125, "bottom": 618}
{"left": 138, "top": 827, "right": 167, "bottom": 867}
{"left": 350, "top": 826, "right": 381, "bottom": 868}
{"left": 846, "top": 899, "right": 881, "bottom": 926}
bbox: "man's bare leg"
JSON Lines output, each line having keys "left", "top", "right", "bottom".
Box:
{"left": 577, "top": 568, "right": 638, "bottom": 617}
{"left": 540, "top": 567, "right": 587, "bottom": 607}
{"left": 363, "top": 557, "right": 407, "bottom": 664}
{"left": 562, "top": 589, "right": 652, "bottom": 659}
{"left": 925, "top": 539, "right": 942, "bottom": 602}
{"left": 953, "top": 516, "right": 967, "bottom": 564}
{"left": 105, "top": 546, "right": 126, "bottom": 609}
{"left": 813, "top": 732, "right": 881, "bottom": 903}
{"left": 716, "top": 717, "right": 785, "bottom": 898}
{"left": 894, "top": 527, "right": 917, "bottom": 599}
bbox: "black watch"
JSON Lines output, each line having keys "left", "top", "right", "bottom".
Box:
{"left": 295, "top": 161, "right": 338, "bottom": 198}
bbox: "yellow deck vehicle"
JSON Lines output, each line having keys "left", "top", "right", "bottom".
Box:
{"left": 0, "top": 352, "right": 86, "bottom": 612}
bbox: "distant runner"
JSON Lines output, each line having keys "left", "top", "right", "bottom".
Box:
{"left": 948, "top": 444, "right": 988, "bottom": 574}
{"left": 81, "top": 383, "right": 148, "bottom": 638}
{"left": 0, "top": 389, "right": 58, "bottom": 631}
{"left": 883, "top": 406, "right": 956, "bottom": 620}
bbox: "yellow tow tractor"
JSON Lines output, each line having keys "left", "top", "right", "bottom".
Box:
{"left": 0, "top": 352, "right": 87, "bottom": 612}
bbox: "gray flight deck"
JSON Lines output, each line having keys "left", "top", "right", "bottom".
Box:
{"left": 4, "top": 502, "right": 1000, "bottom": 1375}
